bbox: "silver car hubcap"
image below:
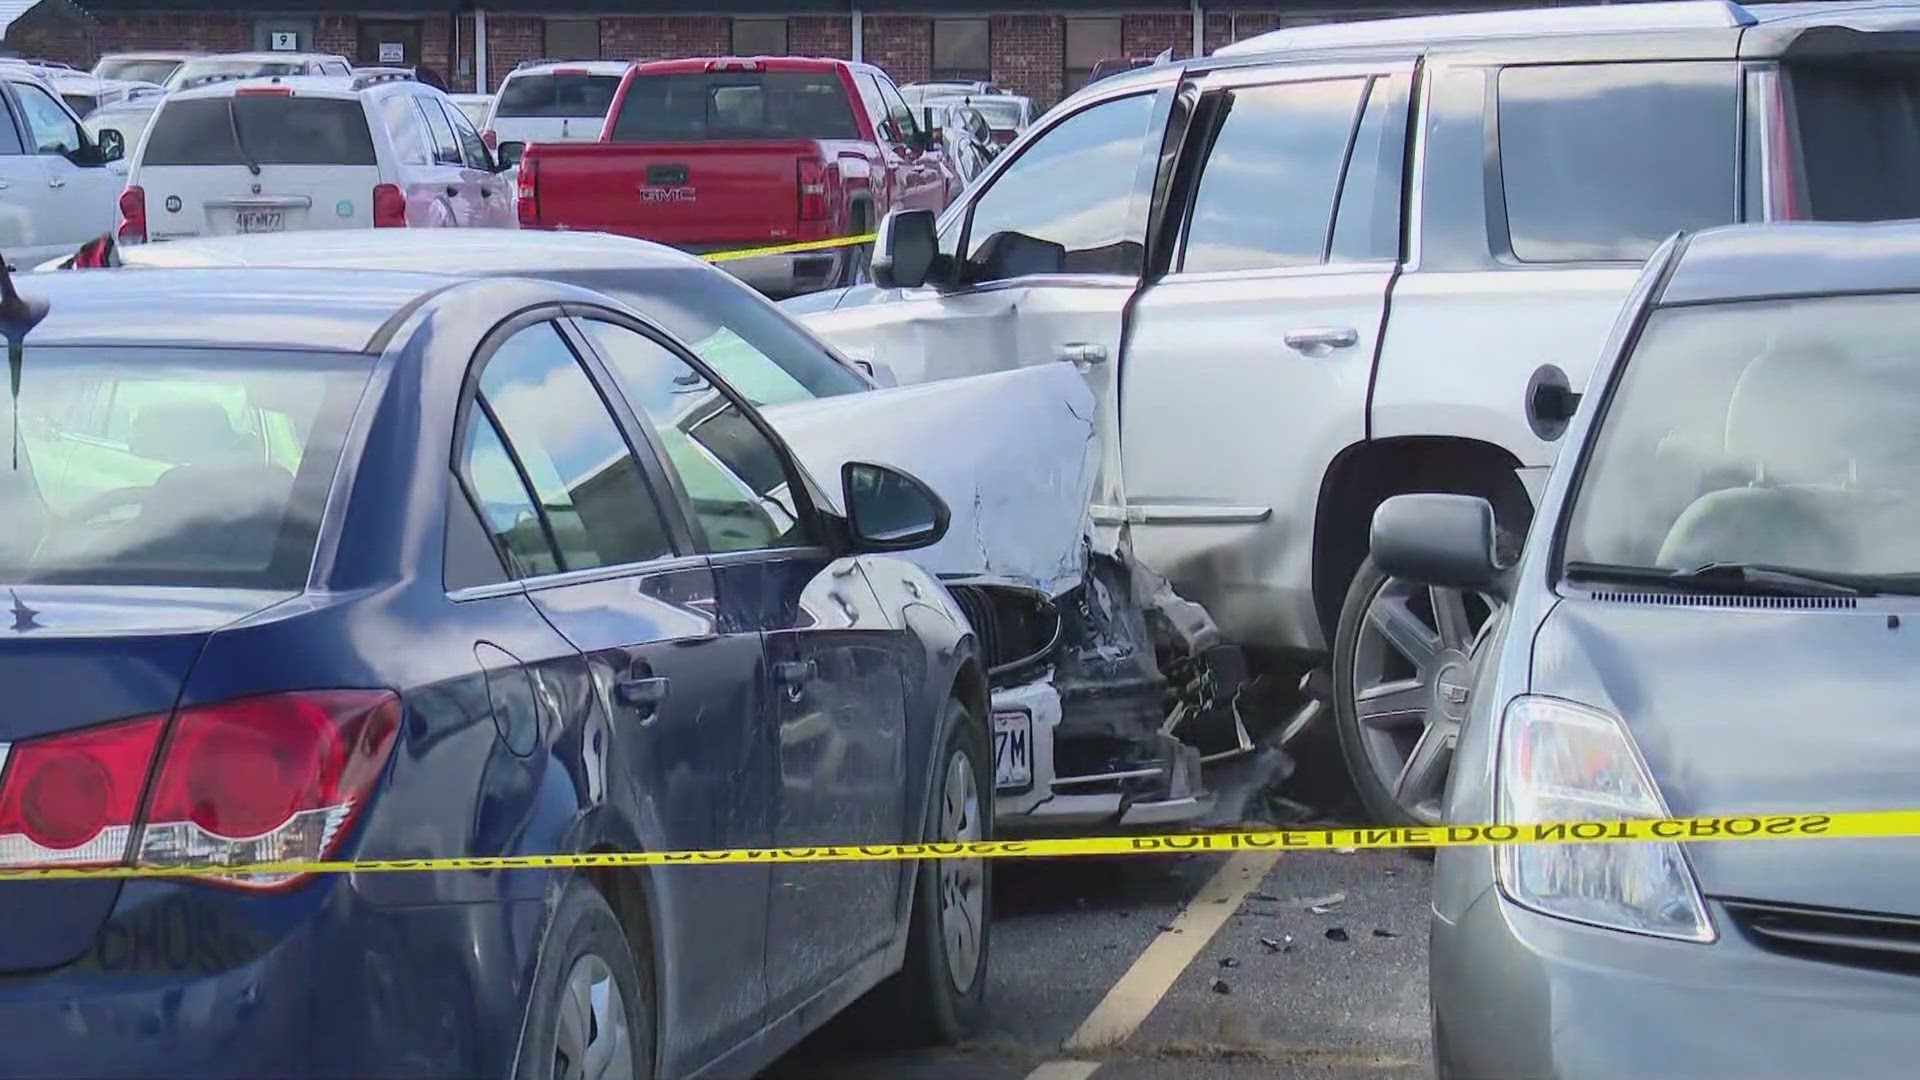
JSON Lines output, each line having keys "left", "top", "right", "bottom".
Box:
{"left": 938, "top": 748, "right": 985, "bottom": 995}
{"left": 552, "top": 954, "right": 634, "bottom": 1080}
{"left": 1349, "top": 578, "right": 1500, "bottom": 824}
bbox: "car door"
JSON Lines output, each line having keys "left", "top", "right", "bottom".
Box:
{"left": 572, "top": 314, "right": 913, "bottom": 1018}
{"left": 0, "top": 91, "right": 42, "bottom": 263}
{"left": 376, "top": 91, "right": 435, "bottom": 225}
{"left": 453, "top": 316, "right": 775, "bottom": 1073}
{"left": 412, "top": 89, "right": 474, "bottom": 225}
{"left": 1122, "top": 62, "right": 1412, "bottom": 646}
{"left": 8, "top": 80, "right": 117, "bottom": 256}
{"left": 438, "top": 93, "right": 510, "bottom": 226}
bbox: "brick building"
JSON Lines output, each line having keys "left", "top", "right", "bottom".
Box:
{"left": 3, "top": 0, "right": 1515, "bottom": 109}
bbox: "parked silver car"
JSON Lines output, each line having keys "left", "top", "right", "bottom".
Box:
{"left": 1392, "top": 219, "right": 1920, "bottom": 1079}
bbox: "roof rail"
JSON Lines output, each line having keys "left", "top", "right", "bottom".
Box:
{"left": 1214, "top": 0, "right": 1758, "bottom": 56}
{"left": 513, "top": 57, "right": 608, "bottom": 71}
{"left": 175, "top": 71, "right": 255, "bottom": 90}
{"left": 351, "top": 68, "right": 416, "bottom": 89}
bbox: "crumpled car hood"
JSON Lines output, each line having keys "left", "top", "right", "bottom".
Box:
{"left": 761, "top": 363, "right": 1097, "bottom": 598}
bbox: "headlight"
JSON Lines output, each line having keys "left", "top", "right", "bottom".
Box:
{"left": 1496, "top": 696, "right": 1714, "bottom": 942}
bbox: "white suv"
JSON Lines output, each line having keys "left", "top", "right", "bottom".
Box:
{"left": 482, "top": 59, "right": 628, "bottom": 167}
{"left": 120, "top": 72, "right": 516, "bottom": 243}
{"left": 164, "top": 52, "right": 353, "bottom": 89}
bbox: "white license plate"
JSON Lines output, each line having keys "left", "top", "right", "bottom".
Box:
{"left": 235, "top": 210, "right": 284, "bottom": 233}
{"left": 992, "top": 710, "right": 1032, "bottom": 791}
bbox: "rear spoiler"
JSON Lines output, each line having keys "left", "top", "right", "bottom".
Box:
{"left": 58, "top": 233, "right": 121, "bottom": 270}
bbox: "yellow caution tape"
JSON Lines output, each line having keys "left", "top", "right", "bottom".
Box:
{"left": 700, "top": 232, "right": 877, "bottom": 264}
{"left": 0, "top": 809, "right": 1906, "bottom": 883}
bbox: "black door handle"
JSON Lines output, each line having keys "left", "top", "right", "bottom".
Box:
{"left": 773, "top": 659, "right": 817, "bottom": 687}
{"left": 480, "top": 187, "right": 492, "bottom": 198}
{"left": 615, "top": 675, "right": 669, "bottom": 716}
{"left": 446, "top": 185, "right": 460, "bottom": 198}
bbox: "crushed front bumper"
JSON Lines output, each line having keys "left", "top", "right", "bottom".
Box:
{"left": 990, "top": 678, "right": 1214, "bottom": 834}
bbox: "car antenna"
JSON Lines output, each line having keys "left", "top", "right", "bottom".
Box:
{"left": 0, "top": 253, "right": 50, "bottom": 470}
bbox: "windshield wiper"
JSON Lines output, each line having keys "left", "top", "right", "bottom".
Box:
{"left": 226, "top": 99, "right": 261, "bottom": 177}
{"left": 1564, "top": 560, "right": 1871, "bottom": 598}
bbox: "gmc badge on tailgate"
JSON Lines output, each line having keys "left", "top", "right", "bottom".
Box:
{"left": 640, "top": 186, "right": 697, "bottom": 203}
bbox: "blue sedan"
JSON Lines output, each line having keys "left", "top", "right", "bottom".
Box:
{"left": 0, "top": 266, "right": 992, "bottom": 1079}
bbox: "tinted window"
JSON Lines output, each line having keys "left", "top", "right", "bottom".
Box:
{"left": 1181, "top": 78, "right": 1366, "bottom": 273}
{"left": 3, "top": 347, "right": 368, "bottom": 589}
{"left": 1330, "top": 75, "right": 1409, "bottom": 263}
{"left": 1498, "top": 62, "right": 1736, "bottom": 263}
{"left": 609, "top": 71, "right": 859, "bottom": 142}
{"left": 551, "top": 268, "right": 868, "bottom": 405}
{"left": 965, "top": 91, "right": 1155, "bottom": 280}
{"left": 473, "top": 323, "right": 675, "bottom": 574}
{"left": 380, "top": 94, "right": 430, "bottom": 165}
{"left": 442, "top": 97, "right": 492, "bottom": 167}
{"left": 60, "top": 93, "right": 97, "bottom": 117}
{"left": 415, "top": 93, "right": 461, "bottom": 164}
{"left": 1782, "top": 60, "right": 1920, "bottom": 222}
{"left": 875, "top": 77, "right": 923, "bottom": 143}
{"left": 1564, "top": 294, "right": 1920, "bottom": 578}
{"left": 494, "top": 72, "right": 620, "bottom": 119}
{"left": 13, "top": 82, "right": 81, "bottom": 154}
{"left": 581, "top": 320, "right": 811, "bottom": 554}
{"left": 143, "top": 96, "right": 378, "bottom": 166}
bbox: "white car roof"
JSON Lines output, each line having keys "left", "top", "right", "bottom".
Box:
{"left": 79, "top": 228, "right": 705, "bottom": 273}
{"left": 167, "top": 74, "right": 377, "bottom": 103}
{"left": 99, "top": 51, "right": 201, "bottom": 61}
{"left": 505, "top": 60, "right": 633, "bottom": 77}
{"left": 186, "top": 51, "right": 346, "bottom": 64}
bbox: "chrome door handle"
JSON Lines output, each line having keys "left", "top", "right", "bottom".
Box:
{"left": 1283, "top": 326, "right": 1357, "bottom": 355}
{"left": 1058, "top": 342, "right": 1108, "bottom": 366}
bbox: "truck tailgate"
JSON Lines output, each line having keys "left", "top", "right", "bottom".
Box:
{"left": 529, "top": 140, "right": 816, "bottom": 246}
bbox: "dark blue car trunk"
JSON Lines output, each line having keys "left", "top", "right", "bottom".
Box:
{"left": 0, "top": 588, "right": 284, "bottom": 972}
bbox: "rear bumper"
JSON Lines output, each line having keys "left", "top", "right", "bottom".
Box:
{"left": 0, "top": 879, "right": 540, "bottom": 1079}
{"left": 709, "top": 249, "right": 852, "bottom": 298}
{"left": 991, "top": 678, "right": 1212, "bottom": 835}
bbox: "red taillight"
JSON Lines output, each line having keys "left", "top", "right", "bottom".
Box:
{"left": 236, "top": 85, "right": 293, "bottom": 96}
{"left": 0, "top": 716, "right": 165, "bottom": 865}
{"left": 0, "top": 690, "right": 401, "bottom": 887}
{"left": 372, "top": 182, "right": 407, "bottom": 228}
{"left": 117, "top": 184, "right": 146, "bottom": 243}
{"left": 517, "top": 153, "right": 539, "bottom": 227}
{"left": 798, "top": 158, "right": 830, "bottom": 222}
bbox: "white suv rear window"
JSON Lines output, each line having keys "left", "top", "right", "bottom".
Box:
{"left": 144, "top": 97, "right": 377, "bottom": 166}
{"left": 495, "top": 72, "right": 621, "bottom": 118}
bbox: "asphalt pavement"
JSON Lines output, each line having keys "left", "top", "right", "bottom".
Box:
{"left": 761, "top": 843, "right": 1435, "bottom": 1080}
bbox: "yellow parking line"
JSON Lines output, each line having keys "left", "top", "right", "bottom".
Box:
{"left": 1022, "top": 850, "right": 1282, "bottom": 1080}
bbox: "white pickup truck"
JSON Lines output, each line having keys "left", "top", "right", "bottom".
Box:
{"left": 786, "top": 0, "right": 1920, "bottom": 824}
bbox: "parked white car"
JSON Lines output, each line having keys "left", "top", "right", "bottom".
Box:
{"left": 40, "top": 70, "right": 161, "bottom": 118}
{"left": 483, "top": 59, "right": 628, "bottom": 167}
{"left": 0, "top": 67, "right": 122, "bottom": 265}
{"left": 92, "top": 50, "right": 199, "bottom": 86}
{"left": 80, "top": 94, "right": 159, "bottom": 162}
{"left": 165, "top": 51, "right": 353, "bottom": 90}
{"left": 120, "top": 72, "right": 516, "bottom": 243}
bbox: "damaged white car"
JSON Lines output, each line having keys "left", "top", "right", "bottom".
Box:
{"left": 41, "top": 228, "right": 1261, "bottom": 833}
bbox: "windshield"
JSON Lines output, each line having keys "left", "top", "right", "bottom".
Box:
{"left": 95, "top": 57, "right": 184, "bottom": 85}
{"left": 494, "top": 72, "right": 620, "bottom": 119}
{"left": 1, "top": 347, "right": 369, "bottom": 589}
{"left": 969, "top": 98, "right": 1025, "bottom": 127}
{"left": 548, "top": 267, "right": 869, "bottom": 404}
{"left": 454, "top": 98, "right": 491, "bottom": 127}
{"left": 610, "top": 71, "right": 859, "bottom": 141}
{"left": 1563, "top": 292, "right": 1920, "bottom": 578}
{"left": 142, "top": 96, "right": 377, "bottom": 166}
{"left": 168, "top": 59, "right": 307, "bottom": 89}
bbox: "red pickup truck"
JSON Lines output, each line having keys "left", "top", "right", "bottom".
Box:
{"left": 517, "top": 56, "right": 959, "bottom": 296}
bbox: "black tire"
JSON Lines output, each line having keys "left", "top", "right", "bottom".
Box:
{"left": 515, "top": 879, "right": 654, "bottom": 1080}
{"left": 856, "top": 696, "right": 991, "bottom": 1045}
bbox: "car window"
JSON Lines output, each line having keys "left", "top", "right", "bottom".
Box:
{"left": 440, "top": 97, "right": 492, "bottom": 168}
{"left": 853, "top": 72, "right": 892, "bottom": 136}
{"left": 13, "top": 82, "right": 81, "bottom": 155}
{"left": 579, "top": 319, "right": 812, "bottom": 555}
{"left": 1779, "top": 59, "right": 1920, "bottom": 221}
{"left": 1179, "top": 78, "right": 1367, "bottom": 274}
{"left": 459, "top": 408, "right": 560, "bottom": 578}
{"left": 379, "top": 94, "right": 431, "bottom": 165}
{"left": 964, "top": 91, "right": 1156, "bottom": 280}
{"left": 467, "top": 322, "right": 676, "bottom": 576}
{"left": 610, "top": 71, "right": 861, "bottom": 142}
{"left": 1562, "top": 293, "right": 1920, "bottom": 578}
{"left": 495, "top": 72, "right": 622, "bottom": 119}
{"left": 142, "top": 96, "right": 378, "bottom": 166}
{"left": 3, "top": 347, "right": 368, "bottom": 589}
{"left": 1498, "top": 61, "right": 1737, "bottom": 263}
{"left": 324, "top": 61, "right": 352, "bottom": 76}
{"left": 415, "top": 93, "right": 462, "bottom": 165}
{"left": 1330, "top": 74, "right": 1409, "bottom": 263}
{"left": 0, "top": 95, "right": 27, "bottom": 155}
{"left": 875, "top": 77, "right": 922, "bottom": 143}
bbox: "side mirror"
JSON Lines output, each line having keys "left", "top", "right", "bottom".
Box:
{"left": 96, "top": 129, "right": 124, "bottom": 163}
{"left": 1526, "top": 363, "right": 1581, "bottom": 441}
{"left": 1371, "top": 493, "right": 1513, "bottom": 599}
{"left": 496, "top": 142, "right": 524, "bottom": 169}
{"left": 871, "top": 207, "right": 938, "bottom": 290}
{"left": 842, "top": 461, "right": 949, "bottom": 551}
